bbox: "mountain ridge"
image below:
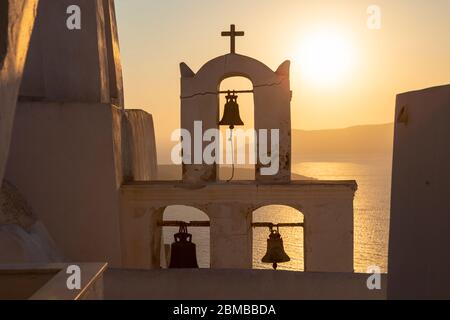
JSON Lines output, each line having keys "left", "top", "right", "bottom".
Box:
{"left": 292, "top": 123, "right": 394, "bottom": 156}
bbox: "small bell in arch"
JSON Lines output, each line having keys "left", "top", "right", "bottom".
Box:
{"left": 169, "top": 223, "right": 199, "bottom": 269}
{"left": 219, "top": 91, "right": 245, "bottom": 129}
{"left": 262, "top": 226, "right": 290, "bottom": 270}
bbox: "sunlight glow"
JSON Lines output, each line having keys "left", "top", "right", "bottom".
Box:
{"left": 298, "top": 30, "right": 356, "bottom": 86}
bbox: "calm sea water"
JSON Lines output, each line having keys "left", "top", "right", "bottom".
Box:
{"left": 163, "top": 154, "right": 392, "bottom": 273}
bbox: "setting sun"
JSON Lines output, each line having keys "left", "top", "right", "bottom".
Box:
{"left": 298, "top": 30, "right": 356, "bottom": 86}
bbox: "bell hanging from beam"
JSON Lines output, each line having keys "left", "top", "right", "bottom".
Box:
{"left": 262, "top": 227, "right": 290, "bottom": 270}
{"left": 219, "top": 91, "right": 245, "bottom": 129}
{"left": 169, "top": 223, "right": 199, "bottom": 269}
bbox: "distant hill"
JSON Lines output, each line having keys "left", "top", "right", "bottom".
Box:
{"left": 157, "top": 123, "right": 395, "bottom": 165}
{"left": 292, "top": 123, "right": 394, "bottom": 156}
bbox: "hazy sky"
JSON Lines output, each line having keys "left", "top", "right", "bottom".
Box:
{"left": 115, "top": 0, "right": 450, "bottom": 149}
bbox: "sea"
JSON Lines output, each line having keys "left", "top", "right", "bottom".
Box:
{"left": 163, "top": 153, "right": 392, "bottom": 273}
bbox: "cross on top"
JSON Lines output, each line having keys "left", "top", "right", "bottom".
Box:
{"left": 221, "top": 24, "right": 245, "bottom": 54}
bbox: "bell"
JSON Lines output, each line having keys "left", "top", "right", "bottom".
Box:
{"left": 169, "top": 224, "right": 199, "bottom": 269}
{"left": 219, "top": 91, "right": 245, "bottom": 129}
{"left": 262, "top": 227, "right": 290, "bottom": 270}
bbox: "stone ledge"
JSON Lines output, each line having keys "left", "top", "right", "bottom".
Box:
{"left": 121, "top": 180, "right": 358, "bottom": 207}
{"left": 0, "top": 263, "right": 107, "bottom": 300}
{"left": 125, "top": 179, "right": 357, "bottom": 188}
{"left": 104, "top": 268, "right": 386, "bottom": 300}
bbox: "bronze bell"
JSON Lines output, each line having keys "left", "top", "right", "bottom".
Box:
{"left": 219, "top": 91, "right": 245, "bottom": 129}
{"left": 169, "top": 223, "right": 199, "bottom": 269}
{"left": 262, "top": 227, "right": 290, "bottom": 270}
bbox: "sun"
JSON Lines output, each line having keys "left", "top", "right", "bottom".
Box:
{"left": 298, "top": 29, "right": 356, "bottom": 86}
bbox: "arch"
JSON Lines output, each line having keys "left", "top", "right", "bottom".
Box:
{"left": 180, "top": 53, "right": 292, "bottom": 184}
{"left": 161, "top": 205, "right": 210, "bottom": 268}
{"left": 181, "top": 54, "right": 289, "bottom": 96}
{"left": 252, "top": 204, "right": 304, "bottom": 271}
{"left": 195, "top": 54, "right": 283, "bottom": 90}
{"left": 0, "top": 0, "right": 8, "bottom": 69}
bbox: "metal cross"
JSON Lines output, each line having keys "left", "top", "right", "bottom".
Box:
{"left": 221, "top": 24, "right": 244, "bottom": 54}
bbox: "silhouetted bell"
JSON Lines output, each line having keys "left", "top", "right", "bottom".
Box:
{"left": 219, "top": 91, "right": 244, "bottom": 129}
{"left": 262, "top": 227, "right": 290, "bottom": 270}
{"left": 169, "top": 224, "right": 199, "bottom": 269}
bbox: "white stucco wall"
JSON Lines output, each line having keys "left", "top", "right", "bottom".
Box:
{"left": 389, "top": 84, "right": 450, "bottom": 299}
{"left": 19, "top": 0, "right": 124, "bottom": 107}
{"left": 124, "top": 110, "right": 158, "bottom": 181}
{"left": 0, "top": 0, "right": 37, "bottom": 184}
{"left": 2, "top": 0, "right": 159, "bottom": 268}
{"left": 5, "top": 102, "right": 124, "bottom": 266}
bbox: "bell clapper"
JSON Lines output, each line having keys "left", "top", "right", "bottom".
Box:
{"left": 227, "top": 127, "right": 235, "bottom": 182}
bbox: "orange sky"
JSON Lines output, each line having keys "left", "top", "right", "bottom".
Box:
{"left": 115, "top": 0, "right": 450, "bottom": 156}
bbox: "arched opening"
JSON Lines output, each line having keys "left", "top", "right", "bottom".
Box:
{"left": 0, "top": 0, "right": 8, "bottom": 69}
{"left": 161, "top": 205, "right": 210, "bottom": 268}
{"left": 218, "top": 76, "right": 255, "bottom": 181}
{"left": 252, "top": 205, "right": 304, "bottom": 271}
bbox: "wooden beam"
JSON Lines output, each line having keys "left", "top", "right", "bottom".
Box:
{"left": 158, "top": 221, "right": 304, "bottom": 228}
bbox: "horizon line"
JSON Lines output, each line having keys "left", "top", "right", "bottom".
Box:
{"left": 292, "top": 122, "right": 393, "bottom": 132}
